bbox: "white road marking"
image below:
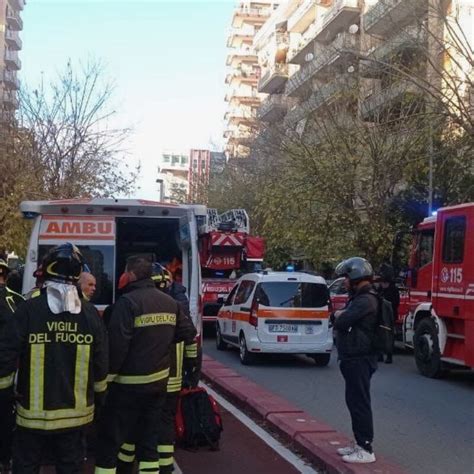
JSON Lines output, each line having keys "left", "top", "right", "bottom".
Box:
{"left": 174, "top": 462, "right": 183, "bottom": 474}
{"left": 200, "top": 382, "right": 319, "bottom": 474}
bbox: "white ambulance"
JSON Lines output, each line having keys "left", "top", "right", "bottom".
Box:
{"left": 20, "top": 198, "right": 204, "bottom": 335}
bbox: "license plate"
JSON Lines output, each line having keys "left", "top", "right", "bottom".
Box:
{"left": 304, "top": 326, "right": 314, "bottom": 335}
{"left": 268, "top": 324, "right": 298, "bottom": 333}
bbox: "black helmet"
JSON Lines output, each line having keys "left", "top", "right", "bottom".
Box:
{"left": 151, "top": 262, "right": 172, "bottom": 291}
{"left": 43, "top": 243, "right": 85, "bottom": 283}
{"left": 377, "top": 263, "right": 395, "bottom": 283}
{"left": 335, "top": 257, "right": 374, "bottom": 282}
{"left": 0, "top": 259, "right": 9, "bottom": 278}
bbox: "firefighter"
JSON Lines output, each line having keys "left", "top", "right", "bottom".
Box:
{"left": 94, "top": 256, "right": 197, "bottom": 474}
{"left": 0, "top": 259, "right": 24, "bottom": 474}
{"left": 25, "top": 266, "right": 45, "bottom": 300}
{"left": 116, "top": 263, "right": 199, "bottom": 474}
{"left": 0, "top": 243, "right": 109, "bottom": 474}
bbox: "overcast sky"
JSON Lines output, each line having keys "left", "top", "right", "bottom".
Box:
{"left": 21, "top": 1, "right": 235, "bottom": 198}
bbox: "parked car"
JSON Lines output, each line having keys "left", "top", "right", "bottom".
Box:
{"left": 216, "top": 271, "right": 333, "bottom": 366}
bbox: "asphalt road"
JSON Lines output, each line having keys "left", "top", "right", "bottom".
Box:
{"left": 203, "top": 331, "right": 474, "bottom": 474}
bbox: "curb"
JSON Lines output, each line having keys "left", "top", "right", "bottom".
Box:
{"left": 201, "top": 355, "right": 407, "bottom": 474}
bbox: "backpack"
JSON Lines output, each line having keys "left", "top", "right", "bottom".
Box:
{"left": 175, "top": 387, "right": 223, "bottom": 451}
{"left": 370, "top": 291, "right": 394, "bottom": 354}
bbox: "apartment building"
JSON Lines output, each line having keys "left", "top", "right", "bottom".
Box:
{"left": 255, "top": 0, "right": 473, "bottom": 136}
{"left": 0, "top": 0, "right": 25, "bottom": 126}
{"left": 188, "top": 149, "right": 226, "bottom": 202}
{"left": 224, "top": 1, "right": 280, "bottom": 158}
{"left": 157, "top": 151, "right": 190, "bottom": 203}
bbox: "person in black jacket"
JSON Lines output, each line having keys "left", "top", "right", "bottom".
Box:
{"left": 94, "top": 256, "right": 196, "bottom": 474}
{"left": 0, "top": 244, "right": 108, "bottom": 474}
{"left": 332, "top": 257, "right": 378, "bottom": 464}
{"left": 0, "top": 259, "right": 24, "bottom": 473}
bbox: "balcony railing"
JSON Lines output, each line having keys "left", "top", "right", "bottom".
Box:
{"left": 226, "top": 48, "right": 257, "bottom": 65}
{"left": 286, "top": 33, "right": 358, "bottom": 96}
{"left": 258, "top": 95, "right": 296, "bottom": 121}
{"left": 314, "top": 0, "right": 360, "bottom": 43}
{"left": 6, "top": 9, "right": 23, "bottom": 31}
{"left": 3, "top": 71, "right": 20, "bottom": 90}
{"left": 360, "top": 25, "right": 426, "bottom": 77}
{"left": 288, "top": 74, "right": 357, "bottom": 122}
{"left": 258, "top": 63, "right": 289, "bottom": 93}
{"left": 5, "top": 50, "right": 22, "bottom": 70}
{"left": 5, "top": 30, "right": 23, "bottom": 50}
{"left": 364, "top": 0, "right": 426, "bottom": 36}
{"left": 360, "top": 80, "right": 423, "bottom": 119}
{"left": 288, "top": 0, "right": 317, "bottom": 33}
{"left": 234, "top": 6, "right": 273, "bottom": 18}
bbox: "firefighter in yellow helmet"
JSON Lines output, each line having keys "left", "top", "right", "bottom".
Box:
{"left": 116, "top": 262, "right": 199, "bottom": 474}
{"left": 0, "top": 243, "right": 109, "bottom": 473}
{"left": 0, "top": 258, "right": 24, "bottom": 473}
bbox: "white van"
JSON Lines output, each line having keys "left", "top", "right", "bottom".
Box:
{"left": 20, "top": 198, "right": 203, "bottom": 335}
{"left": 216, "top": 271, "right": 333, "bottom": 365}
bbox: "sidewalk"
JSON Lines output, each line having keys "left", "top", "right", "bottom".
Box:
{"left": 201, "top": 354, "right": 408, "bottom": 474}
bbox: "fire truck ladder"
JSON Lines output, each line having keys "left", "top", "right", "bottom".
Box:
{"left": 201, "top": 209, "right": 250, "bottom": 234}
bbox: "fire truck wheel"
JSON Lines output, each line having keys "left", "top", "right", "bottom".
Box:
{"left": 414, "top": 318, "right": 443, "bottom": 378}
{"left": 216, "top": 323, "right": 228, "bottom": 351}
{"left": 311, "top": 353, "right": 331, "bottom": 367}
{"left": 239, "top": 333, "right": 255, "bottom": 365}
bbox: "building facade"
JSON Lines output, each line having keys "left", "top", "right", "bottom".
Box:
{"left": 224, "top": 1, "right": 280, "bottom": 158}
{"left": 157, "top": 151, "right": 190, "bottom": 203}
{"left": 188, "top": 149, "right": 226, "bottom": 203}
{"left": 0, "top": 0, "right": 25, "bottom": 127}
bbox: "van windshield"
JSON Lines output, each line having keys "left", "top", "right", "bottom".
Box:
{"left": 255, "top": 282, "right": 329, "bottom": 308}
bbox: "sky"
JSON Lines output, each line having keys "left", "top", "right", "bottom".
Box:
{"left": 20, "top": 0, "right": 236, "bottom": 198}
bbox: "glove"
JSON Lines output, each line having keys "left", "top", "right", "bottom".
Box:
{"left": 183, "top": 357, "right": 200, "bottom": 389}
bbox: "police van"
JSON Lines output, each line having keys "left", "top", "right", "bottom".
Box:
{"left": 216, "top": 271, "right": 333, "bottom": 366}
{"left": 20, "top": 198, "right": 204, "bottom": 335}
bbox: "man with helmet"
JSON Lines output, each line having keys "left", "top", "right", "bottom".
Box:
{"left": 115, "top": 262, "right": 199, "bottom": 474}
{"left": 0, "top": 243, "right": 109, "bottom": 473}
{"left": 0, "top": 258, "right": 24, "bottom": 473}
{"left": 94, "top": 256, "right": 196, "bottom": 474}
{"left": 332, "top": 257, "right": 378, "bottom": 464}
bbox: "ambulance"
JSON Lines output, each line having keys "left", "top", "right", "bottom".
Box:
{"left": 20, "top": 198, "right": 204, "bottom": 335}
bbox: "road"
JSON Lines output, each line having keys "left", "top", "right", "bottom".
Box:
{"left": 203, "top": 332, "right": 474, "bottom": 474}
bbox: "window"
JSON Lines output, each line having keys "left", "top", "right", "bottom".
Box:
{"left": 418, "top": 230, "right": 434, "bottom": 268}
{"left": 329, "top": 278, "right": 347, "bottom": 296}
{"left": 163, "top": 155, "right": 170, "bottom": 163}
{"left": 234, "top": 280, "right": 255, "bottom": 305}
{"left": 201, "top": 159, "right": 207, "bottom": 170}
{"left": 255, "top": 282, "right": 329, "bottom": 308}
{"left": 224, "top": 284, "right": 239, "bottom": 306}
{"left": 172, "top": 155, "right": 179, "bottom": 165}
{"left": 443, "top": 216, "right": 466, "bottom": 263}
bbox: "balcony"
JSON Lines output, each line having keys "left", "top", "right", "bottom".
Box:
{"left": 287, "top": 74, "right": 357, "bottom": 122}
{"left": 225, "top": 88, "right": 260, "bottom": 105}
{"left": 364, "top": 0, "right": 426, "bottom": 36}
{"left": 288, "top": 0, "right": 317, "bottom": 33}
{"left": 5, "top": 50, "right": 22, "bottom": 70}
{"left": 258, "top": 63, "right": 289, "bottom": 93}
{"left": 3, "top": 91, "right": 19, "bottom": 110}
{"left": 3, "top": 71, "right": 20, "bottom": 90}
{"left": 5, "top": 30, "right": 23, "bottom": 50}
{"left": 314, "top": 0, "right": 360, "bottom": 44}
{"left": 226, "top": 69, "right": 259, "bottom": 84}
{"left": 6, "top": 9, "right": 23, "bottom": 31}
{"left": 225, "top": 108, "right": 258, "bottom": 125}
{"left": 227, "top": 26, "right": 255, "bottom": 48}
{"left": 359, "top": 25, "right": 426, "bottom": 78}
{"left": 226, "top": 48, "right": 258, "bottom": 66}
{"left": 360, "top": 80, "right": 424, "bottom": 120}
{"left": 232, "top": 6, "right": 273, "bottom": 28}
{"left": 258, "top": 95, "right": 296, "bottom": 122}
{"left": 286, "top": 33, "right": 359, "bottom": 96}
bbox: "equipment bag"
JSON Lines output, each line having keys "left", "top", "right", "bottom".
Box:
{"left": 175, "top": 387, "right": 223, "bottom": 451}
{"left": 370, "top": 291, "right": 394, "bottom": 354}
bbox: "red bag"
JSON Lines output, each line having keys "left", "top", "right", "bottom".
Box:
{"left": 175, "top": 387, "right": 223, "bottom": 450}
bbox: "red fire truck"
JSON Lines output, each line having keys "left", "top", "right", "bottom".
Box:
{"left": 198, "top": 209, "right": 265, "bottom": 325}
{"left": 399, "top": 203, "right": 474, "bottom": 377}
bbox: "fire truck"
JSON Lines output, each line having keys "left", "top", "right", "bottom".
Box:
{"left": 398, "top": 203, "right": 474, "bottom": 377}
{"left": 198, "top": 209, "right": 265, "bottom": 325}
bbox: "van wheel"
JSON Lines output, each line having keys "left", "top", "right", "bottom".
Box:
{"left": 414, "top": 318, "right": 443, "bottom": 378}
{"left": 239, "top": 334, "right": 255, "bottom": 365}
{"left": 311, "top": 354, "right": 331, "bottom": 367}
{"left": 216, "top": 323, "right": 227, "bottom": 351}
